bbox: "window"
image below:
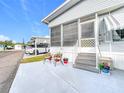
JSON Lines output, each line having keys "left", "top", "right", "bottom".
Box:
{"left": 81, "top": 22, "right": 94, "bottom": 38}
{"left": 63, "top": 21, "right": 78, "bottom": 46}
{"left": 51, "top": 26, "right": 61, "bottom": 46}
{"left": 113, "top": 29, "right": 124, "bottom": 41}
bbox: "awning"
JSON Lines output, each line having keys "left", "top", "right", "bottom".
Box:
{"left": 104, "top": 13, "right": 124, "bottom": 31}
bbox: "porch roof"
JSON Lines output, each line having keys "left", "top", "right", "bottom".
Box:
{"left": 42, "top": 0, "right": 124, "bottom": 24}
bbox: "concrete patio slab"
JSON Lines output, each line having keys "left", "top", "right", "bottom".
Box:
{"left": 10, "top": 62, "right": 124, "bottom": 93}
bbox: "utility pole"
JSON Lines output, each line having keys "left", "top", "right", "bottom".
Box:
{"left": 22, "top": 38, "right": 25, "bottom": 49}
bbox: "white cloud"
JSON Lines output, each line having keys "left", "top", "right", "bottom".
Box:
{"left": 0, "top": 35, "right": 10, "bottom": 41}
{"left": 20, "top": 0, "right": 28, "bottom": 11}
{"left": 12, "top": 40, "right": 16, "bottom": 43}
{"left": 44, "top": 35, "right": 50, "bottom": 38}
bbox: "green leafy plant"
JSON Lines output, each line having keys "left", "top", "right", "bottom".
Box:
{"left": 98, "top": 62, "right": 110, "bottom": 73}
{"left": 98, "top": 63, "right": 104, "bottom": 70}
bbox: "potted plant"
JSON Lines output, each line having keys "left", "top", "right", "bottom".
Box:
{"left": 54, "top": 52, "right": 62, "bottom": 62}
{"left": 63, "top": 58, "right": 68, "bottom": 64}
{"left": 98, "top": 62, "right": 110, "bottom": 74}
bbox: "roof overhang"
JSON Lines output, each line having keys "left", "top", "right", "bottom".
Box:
{"left": 42, "top": 0, "right": 124, "bottom": 25}
{"left": 42, "top": 0, "right": 81, "bottom": 24}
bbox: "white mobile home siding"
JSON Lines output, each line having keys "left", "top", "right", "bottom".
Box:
{"left": 49, "top": 0, "right": 124, "bottom": 27}
{"left": 48, "top": 0, "right": 124, "bottom": 70}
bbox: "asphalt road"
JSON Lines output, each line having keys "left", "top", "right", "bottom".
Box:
{"left": 0, "top": 51, "right": 24, "bottom": 93}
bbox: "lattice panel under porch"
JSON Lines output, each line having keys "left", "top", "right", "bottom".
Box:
{"left": 81, "top": 39, "right": 95, "bottom": 47}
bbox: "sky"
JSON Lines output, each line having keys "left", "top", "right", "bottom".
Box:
{"left": 0, "top": 0, "right": 64, "bottom": 43}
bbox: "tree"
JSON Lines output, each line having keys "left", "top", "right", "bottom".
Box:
{"left": 0, "top": 40, "right": 14, "bottom": 47}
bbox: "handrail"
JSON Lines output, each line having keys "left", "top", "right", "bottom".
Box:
{"left": 74, "top": 40, "right": 79, "bottom": 60}
{"left": 98, "top": 45, "right": 102, "bottom": 58}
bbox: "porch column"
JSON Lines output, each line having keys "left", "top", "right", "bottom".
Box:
{"left": 109, "top": 13, "right": 112, "bottom": 57}
{"left": 48, "top": 27, "right": 51, "bottom": 47}
{"left": 61, "top": 24, "right": 63, "bottom": 47}
{"left": 95, "top": 13, "right": 99, "bottom": 68}
{"left": 78, "top": 19, "right": 81, "bottom": 47}
{"left": 60, "top": 24, "right": 63, "bottom": 53}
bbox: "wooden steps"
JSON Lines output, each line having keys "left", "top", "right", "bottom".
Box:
{"left": 73, "top": 53, "right": 99, "bottom": 73}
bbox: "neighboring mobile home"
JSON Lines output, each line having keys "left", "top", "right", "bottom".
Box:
{"left": 26, "top": 36, "right": 50, "bottom": 55}
{"left": 14, "top": 44, "right": 23, "bottom": 50}
{"left": 42, "top": 0, "right": 124, "bottom": 71}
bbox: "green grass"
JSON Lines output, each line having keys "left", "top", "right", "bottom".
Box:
{"left": 21, "top": 54, "right": 47, "bottom": 64}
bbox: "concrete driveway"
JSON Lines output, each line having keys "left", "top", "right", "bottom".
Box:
{"left": 10, "top": 62, "right": 124, "bottom": 93}
{"left": 0, "top": 51, "right": 24, "bottom": 93}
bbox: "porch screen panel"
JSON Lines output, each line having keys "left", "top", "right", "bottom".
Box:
{"left": 63, "top": 21, "right": 78, "bottom": 46}
{"left": 81, "top": 22, "right": 94, "bottom": 38}
{"left": 81, "top": 21, "right": 95, "bottom": 47}
{"left": 51, "top": 26, "right": 61, "bottom": 46}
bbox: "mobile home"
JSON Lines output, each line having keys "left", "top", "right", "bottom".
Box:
{"left": 42, "top": 0, "right": 124, "bottom": 71}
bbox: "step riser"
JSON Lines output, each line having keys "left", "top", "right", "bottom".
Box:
{"left": 76, "top": 57, "right": 96, "bottom": 61}
{"left": 78, "top": 55, "right": 96, "bottom": 57}
{"left": 73, "top": 64, "right": 99, "bottom": 73}
{"left": 75, "top": 61, "right": 96, "bottom": 66}
{"left": 78, "top": 53, "right": 96, "bottom": 57}
{"left": 77, "top": 56, "right": 96, "bottom": 59}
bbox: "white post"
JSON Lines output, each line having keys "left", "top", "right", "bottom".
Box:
{"left": 109, "top": 31, "right": 112, "bottom": 57}
{"left": 61, "top": 24, "right": 63, "bottom": 47}
{"left": 60, "top": 24, "right": 63, "bottom": 53}
{"left": 95, "top": 13, "right": 99, "bottom": 68}
{"left": 78, "top": 19, "right": 81, "bottom": 47}
{"left": 49, "top": 28, "right": 51, "bottom": 48}
{"left": 35, "top": 39, "right": 37, "bottom": 55}
{"left": 109, "top": 12, "right": 112, "bottom": 57}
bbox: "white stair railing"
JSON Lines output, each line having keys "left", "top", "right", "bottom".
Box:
{"left": 98, "top": 45, "right": 102, "bottom": 58}
{"left": 73, "top": 40, "right": 79, "bottom": 63}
